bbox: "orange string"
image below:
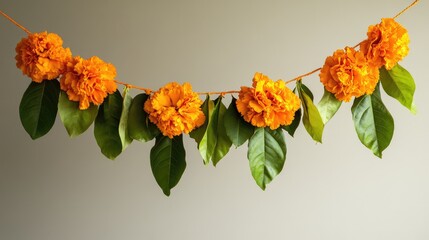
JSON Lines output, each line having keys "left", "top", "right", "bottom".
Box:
{"left": 351, "top": 0, "right": 419, "bottom": 49}
{"left": 287, "top": 0, "right": 420, "bottom": 84}
{"left": 352, "top": 40, "right": 364, "bottom": 49}
{"left": 114, "top": 80, "right": 153, "bottom": 94}
{"left": 284, "top": 68, "right": 322, "bottom": 84}
{"left": 196, "top": 90, "right": 240, "bottom": 96}
{"left": 394, "top": 0, "right": 419, "bottom": 19}
{"left": 0, "top": 10, "right": 31, "bottom": 35}
{"left": 0, "top": 0, "right": 419, "bottom": 95}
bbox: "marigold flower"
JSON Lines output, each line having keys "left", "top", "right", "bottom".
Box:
{"left": 319, "top": 47, "right": 379, "bottom": 102}
{"left": 360, "top": 18, "right": 410, "bottom": 70}
{"left": 144, "top": 82, "right": 205, "bottom": 138}
{"left": 15, "top": 31, "right": 72, "bottom": 83}
{"left": 60, "top": 56, "right": 117, "bottom": 110}
{"left": 236, "top": 72, "right": 301, "bottom": 130}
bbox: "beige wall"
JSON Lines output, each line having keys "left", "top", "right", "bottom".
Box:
{"left": 1, "top": 0, "right": 428, "bottom": 239}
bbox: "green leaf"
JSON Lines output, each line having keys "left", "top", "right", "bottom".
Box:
{"left": 296, "top": 81, "right": 324, "bottom": 143}
{"left": 211, "top": 97, "right": 233, "bottom": 166}
{"left": 128, "top": 93, "right": 160, "bottom": 142}
{"left": 118, "top": 87, "right": 133, "bottom": 149}
{"left": 191, "top": 96, "right": 232, "bottom": 165}
{"left": 282, "top": 108, "right": 301, "bottom": 137}
{"left": 58, "top": 91, "right": 98, "bottom": 137}
{"left": 223, "top": 97, "right": 255, "bottom": 147}
{"left": 300, "top": 83, "right": 314, "bottom": 100}
{"left": 150, "top": 135, "right": 186, "bottom": 196}
{"left": 247, "top": 127, "right": 287, "bottom": 190}
{"left": 94, "top": 90, "right": 123, "bottom": 160}
{"left": 380, "top": 64, "right": 416, "bottom": 112}
{"left": 352, "top": 84, "right": 394, "bottom": 158}
{"left": 317, "top": 89, "right": 342, "bottom": 124}
{"left": 198, "top": 96, "right": 219, "bottom": 164}
{"left": 19, "top": 80, "right": 60, "bottom": 139}
{"left": 189, "top": 95, "right": 212, "bottom": 144}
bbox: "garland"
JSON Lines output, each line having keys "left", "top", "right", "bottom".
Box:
{"left": 1, "top": 1, "right": 419, "bottom": 196}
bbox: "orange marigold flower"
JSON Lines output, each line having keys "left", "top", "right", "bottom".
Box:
{"left": 319, "top": 47, "right": 379, "bottom": 102}
{"left": 144, "top": 82, "right": 205, "bottom": 138}
{"left": 15, "top": 31, "right": 72, "bottom": 83}
{"left": 60, "top": 56, "right": 117, "bottom": 110}
{"left": 236, "top": 72, "right": 301, "bottom": 130}
{"left": 360, "top": 18, "right": 410, "bottom": 70}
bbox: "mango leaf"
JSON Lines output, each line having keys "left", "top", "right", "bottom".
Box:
{"left": 223, "top": 97, "right": 255, "bottom": 147}
{"left": 282, "top": 108, "right": 301, "bottom": 137}
{"left": 300, "top": 83, "right": 314, "bottom": 100}
{"left": 118, "top": 87, "right": 133, "bottom": 149}
{"left": 94, "top": 90, "right": 123, "bottom": 160}
{"left": 380, "top": 64, "right": 416, "bottom": 112}
{"left": 150, "top": 134, "right": 186, "bottom": 196}
{"left": 191, "top": 96, "right": 232, "bottom": 165}
{"left": 189, "top": 95, "right": 212, "bottom": 144}
{"left": 210, "top": 97, "right": 233, "bottom": 166}
{"left": 352, "top": 84, "right": 394, "bottom": 158}
{"left": 19, "top": 80, "right": 60, "bottom": 139}
{"left": 296, "top": 81, "right": 324, "bottom": 143}
{"left": 317, "top": 89, "right": 342, "bottom": 124}
{"left": 247, "top": 127, "right": 286, "bottom": 190}
{"left": 128, "top": 93, "right": 160, "bottom": 142}
{"left": 58, "top": 91, "right": 98, "bottom": 137}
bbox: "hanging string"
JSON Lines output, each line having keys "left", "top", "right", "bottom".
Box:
{"left": 0, "top": 0, "right": 419, "bottom": 95}
{"left": 196, "top": 90, "right": 240, "bottom": 96}
{"left": 393, "top": 0, "right": 419, "bottom": 19}
{"left": 284, "top": 0, "right": 419, "bottom": 85}
{"left": 0, "top": 10, "right": 31, "bottom": 35}
{"left": 349, "top": 0, "right": 419, "bottom": 50}
{"left": 284, "top": 68, "right": 322, "bottom": 84}
{"left": 113, "top": 80, "right": 153, "bottom": 94}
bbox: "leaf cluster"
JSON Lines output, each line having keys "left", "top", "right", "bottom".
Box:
{"left": 18, "top": 64, "right": 416, "bottom": 195}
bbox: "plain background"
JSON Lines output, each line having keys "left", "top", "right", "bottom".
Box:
{"left": 1, "top": 0, "right": 428, "bottom": 239}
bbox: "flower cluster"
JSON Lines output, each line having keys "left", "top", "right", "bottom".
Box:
{"left": 144, "top": 82, "right": 205, "bottom": 138}
{"left": 15, "top": 32, "right": 72, "bottom": 83}
{"left": 15, "top": 32, "right": 118, "bottom": 110}
{"left": 360, "top": 18, "right": 410, "bottom": 70}
{"left": 320, "top": 18, "right": 409, "bottom": 101}
{"left": 13, "top": 17, "right": 411, "bottom": 142}
{"left": 60, "top": 56, "right": 117, "bottom": 110}
{"left": 319, "top": 47, "right": 379, "bottom": 102}
{"left": 236, "top": 72, "right": 301, "bottom": 130}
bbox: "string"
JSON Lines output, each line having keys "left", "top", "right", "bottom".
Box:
{"left": 393, "top": 0, "right": 419, "bottom": 19}
{"left": 284, "top": 68, "right": 322, "bottom": 84}
{"left": 196, "top": 90, "right": 240, "bottom": 96}
{"left": 0, "top": 10, "right": 31, "bottom": 35}
{"left": 113, "top": 80, "right": 153, "bottom": 94}
{"left": 284, "top": 0, "right": 419, "bottom": 84}
{"left": 0, "top": 0, "right": 419, "bottom": 95}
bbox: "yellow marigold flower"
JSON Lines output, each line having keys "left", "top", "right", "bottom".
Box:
{"left": 144, "top": 82, "right": 206, "bottom": 138}
{"left": 236, "top": 72, "right": 301, "bottom": 130}
{"left": 319, "top": 47, "right": 379, "bottom": 102}
{"left": 360, "top": 18, "right": 410, "bottom": 70}
{"left": 15, "top": 31, "right": 72, "bottom": 83}
{"left": 60, "top": 56, "right": 117, "bottom": 110}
